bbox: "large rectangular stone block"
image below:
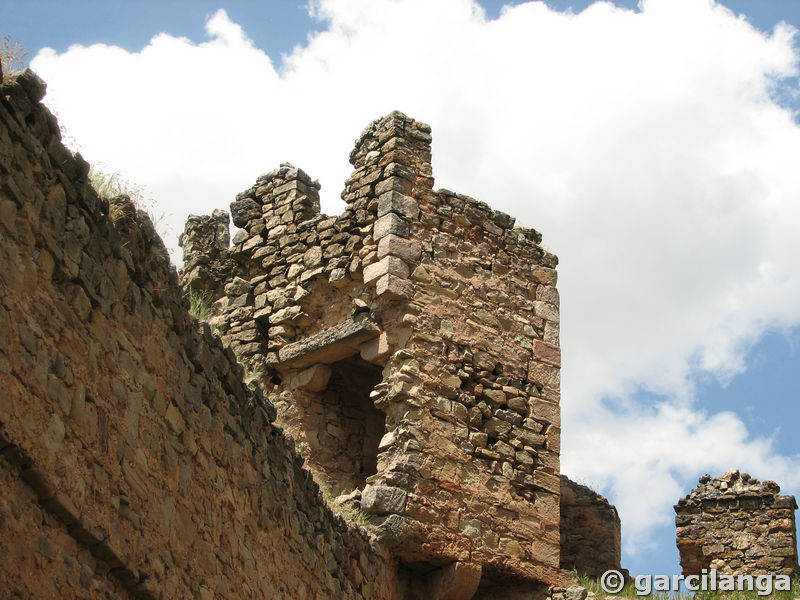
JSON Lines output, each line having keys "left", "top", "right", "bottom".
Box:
{"left": 528, "top": 362, "right": 560, "bottom": 390}
{"left": 533, "top": 340, "right": 561, "bottom": 367}
{"left": 360, "top": 332, "right": 391, "bottom": 364}
{"left": 363, "top": 256, "right": 410, "bottom": 285}
{"left": 531, "top": 398, "right": 560, "bottom": 426}
{"left": 533, "top": 471, "right": 561, "bottom": 495}
{"left": 375, "top": 273, "right": 413, "bottom": 299}
{"left": 361, "top": 485, "right": 407, "bottom": 515}
{"left": 377, "top": 191, "right": 419, "bottom": 220}
{"left": 533, "top": 301, "right": 559, "bottom": 322}
{"left": 277, "top": 314, "right": 380, "bottom": 367}
{"left": 290, "top": 364, "right": 332, "bottom": 392}
{"left": 373, "top": 213, "right": 410, "bottom": 240}
{"left": 377, "top": 233, "right": 421, "bottom": 262}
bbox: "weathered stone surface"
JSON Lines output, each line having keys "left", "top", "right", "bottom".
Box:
{"left": 377, "top": 191, "right": 420, "bottom": 220}
{"left": 361, "top": 485, "right": 408, "bottom": 515}
{"left": 533, "top": 339, "right": 561, "bottom": 367}
{"left": 549, "top": 586, "right": 598, "bottom": 600}
{"left": 230, "top": 197, "right": 260, "bottom": 227}
{"left": 377, "top": 233, "right": 422, "bottom": 262}
{"left": 0, "top": 78, "right": 404, "bottom": 600}
{"left": 278, "top": 314, "right": 381, "bottom": 367}
{"left": 529, "top": 362, "right": 560, "bottom": 390}
{"left": 171, "top": 109, "right": 565, "bottom": 589}
{"left": 560, "top": 476, "right": 623, "bottom": 578}
{"left": 291, "top": 363, "right": 332, "bottom": 392}
{"left": 360, "top": 332, "right": 391, "bottom": 364}
{"left": 375, "top": 273, "right": 413, "bottom": 299}
{"left": 179, "top": 209, "right": 233, "bottom": 299}
{"left": 375, "top": 174, "right": 413, "bottom": 196}
{"left": 363, "top": 255, "right": 410, "bottom": 285}
{"left": 373, "top": 213, "right": 410, "bottom": 240}
{"left": 422, "top": 561, "right": 482, "bottom": 600}
{"left": 564, "top": 586, "right": 588, "bottom": 600}
{"left": 224, "top": 276, "right": 251, "bottom": 296}
{"left": 269, "top": 304, "right": 303, "bottom": 324}
{"left": 675, "top": 470, "right": 799, "bottom": 576}
{"left": 304, "top": 245, "right": 323, "bottom": 267}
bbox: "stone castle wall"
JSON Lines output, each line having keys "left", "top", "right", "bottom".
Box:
{"left": 560, "top": 476, "right": 622, "bottom": 577}
{"left": 675, "top": 470, "right": 799, "bottom": 577}
{"left": 181, "top": 110, "right": 563, "bottom": 590}
{"left": 9, "top": 59, "right": 795, "bottom": 600}
{"left": 0, "top": 69, "right": 404, "bottom": 599}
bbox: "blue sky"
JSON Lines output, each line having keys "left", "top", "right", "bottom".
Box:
{"left": 4, "top": 0, "right": 800, "bottom": 580}
{"left": 6, "top": 1, "right": 800, "bottom": 58}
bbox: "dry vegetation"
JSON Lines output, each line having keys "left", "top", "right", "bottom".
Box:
{"left": 0, "top": 35, "right": 28, "bottom": 76}
{"left": 576, "top": 572, "right": 800, "bottom": 600}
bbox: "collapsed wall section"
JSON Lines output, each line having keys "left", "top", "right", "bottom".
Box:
{"left": 559, "top": 476, "right": 623, "bottom": 577}
{"left": 181, "top": 110, "right": 562, "bottom": 590}
{"left": 0, "top": 69, "right": 402, "bottom": 599}
{"left": 675, "top": 469, "right": 799, "bottom": 576}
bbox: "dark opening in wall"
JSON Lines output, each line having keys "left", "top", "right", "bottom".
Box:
{"left": 315, "top": 355, "right": 385, "bottom": 493}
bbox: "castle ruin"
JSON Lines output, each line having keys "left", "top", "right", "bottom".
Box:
{"left": 2, "top": 66, "right": 610, "bottom": 599}
{"left": 180, "top": 109, "right": 564, "bottom": 591}
{"left": 4, "top": 64, "right": 799, "bottom": 600}
{"left": 675, "top": 469, "right": 799, "bottom": 577}
{"left": 5, "top": 60, "right": 800, "bottom": 600}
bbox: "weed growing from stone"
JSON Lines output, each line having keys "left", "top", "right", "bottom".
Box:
{"left": 575, "top": 572, "right": 648, "bottom": 599}
{"left": 316, "top": 480, "right": 374, "bottom": 531}
{"left": 89, "top": 166, "right": 148, "bottom": 205}
{"left": 89, "top": 165, "right": 174, "bottom": 253}
{"left": 187, "top": 288, "right": 212, "bottom": 321}
{"left": 339, "top": 503, "right": 372, "bottom": 529}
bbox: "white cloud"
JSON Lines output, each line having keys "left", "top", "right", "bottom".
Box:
{"left": 30, "top": 0, "right": 800, "bottom": 562}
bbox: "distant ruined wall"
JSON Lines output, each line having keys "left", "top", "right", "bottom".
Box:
{"left": 675, "top": 470, "right": 799, "bottom": 577}
{"left": 181, "top": 110, "right": 562, "bottom": 593}
{"left": 0, "top": 69, "right": 404, "bottom": 599}
{"left": 559, "top": 476, "right": 622, "bottom": 578}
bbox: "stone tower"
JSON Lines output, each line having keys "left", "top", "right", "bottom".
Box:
{"left": 181, "top": 111, "right": 562, "bottom": 590}
{"left": 675, "top": 470, "right": 799, "bottom": 576}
